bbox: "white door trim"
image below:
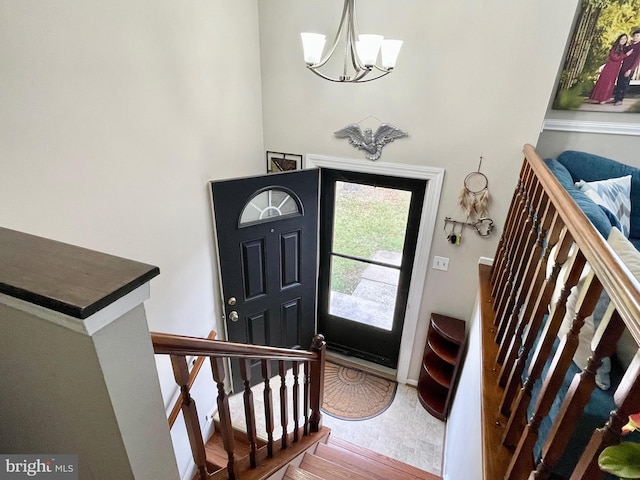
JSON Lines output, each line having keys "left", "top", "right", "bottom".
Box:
{"left": 304, "top": 154, "right": 444, "bottom": 384}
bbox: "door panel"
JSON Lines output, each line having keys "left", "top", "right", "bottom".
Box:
{"left": 242, "top": 239, "right": 266, "bottom": 299}
{"left": 280, "top": 231, "right": 301, "bottom": 286}
{"left": 210, "top": 169, "right": 319, "bottom": 392}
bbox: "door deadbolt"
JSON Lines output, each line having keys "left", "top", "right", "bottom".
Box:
{"left": 228, "top": 311, "right": 239, "bottom": 322}
{"left": 227, "top": 297, "right": 237, "bottom": 306}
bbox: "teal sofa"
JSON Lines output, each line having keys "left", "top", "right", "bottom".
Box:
{"left": 544, "top": 150, "right": 640, "bottom": 250}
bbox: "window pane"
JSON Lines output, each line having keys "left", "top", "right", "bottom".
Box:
{"left": 328, "top": 255, "right": 397, "bottom": 331}
{"left": 332, "top": 181, "right": 411, "bottom": 264}
{"left": 239, "top": 189, "right": 300, "bottom": 225}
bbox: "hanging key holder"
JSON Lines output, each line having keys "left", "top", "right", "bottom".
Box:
{"left": 445, "top": 155, "right": 494, "bottom": 243}
{"left": 446, "top": 219, "right": 464, "bottom": 245}
{"left": 445, "top": 216, "right": 494, "bottom": 238}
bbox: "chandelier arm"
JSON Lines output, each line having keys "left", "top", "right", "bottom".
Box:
{"left": 306, "top": 66, "right": 349, "bottom": 83}
{"left": 347, "top": 68, "right": 390, "bottom": 83}
{"left": 371, "top": 64, "right": 392, "bottom": 74}
{"left": 307, "top": 64, "right": 389, "bottom": 83}
{"left": 347, "top": 0, "right": 366, "bottom": 71}
{"left": 312, "top": 0, "right": 351, "bottom": 69}
{"left": 353, "top": 70, "right": 391, "bottom": 82}
{"left": 302, "top": 0, "right": 398, "bottom": 83}
{"left": 350, "top": 67, "right": 373, "bottom": 82}
{"left": 343, "top": 25, "right": 351, "bottom": 79}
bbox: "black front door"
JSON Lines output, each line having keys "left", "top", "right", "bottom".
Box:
{"left": 210, "top": 169, "right": 319, "bottom": 392}
{"left": 318, "top": 169, "right": 425, "bottom": 368}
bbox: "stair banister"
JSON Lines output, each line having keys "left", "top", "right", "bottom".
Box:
{"left": 479, "top": 144, "right": 640, "bottom": 479}
{"left": 152, "top": 332, "right": 326, "bottom": 480}
{"left": 168, "top": 330, "right": 217, "bottom": 428}
{"left": 152, "top": 333, "right": 319, "bottom": 360}
{"left": 170, "top": 353, "right": 210, "bottom": 478}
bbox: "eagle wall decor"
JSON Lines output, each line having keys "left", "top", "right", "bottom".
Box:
{"left": 334, "top": 123, "right": 408, "bottom": 161}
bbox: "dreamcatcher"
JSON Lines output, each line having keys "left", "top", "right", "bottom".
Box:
{"left": 459, "top": 156, "right": 490, "bottom": 218}
{"left": 445, "top": 156, "right": 494, "bottom": 244}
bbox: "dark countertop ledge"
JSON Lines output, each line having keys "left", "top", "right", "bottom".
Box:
{"left": 0, "top": 227, "right": 160, "bottom": 319}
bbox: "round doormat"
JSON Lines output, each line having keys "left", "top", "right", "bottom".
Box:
{"left": 321, "top": 361, "right": 397, "bottom": 421}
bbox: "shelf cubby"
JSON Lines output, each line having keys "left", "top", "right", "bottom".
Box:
{"left": 417, "top": 313, "right": 466, "bottom": 420}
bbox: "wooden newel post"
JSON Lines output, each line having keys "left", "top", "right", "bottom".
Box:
{"left": 309, "top": 334, "right": 326, "bottom": 433}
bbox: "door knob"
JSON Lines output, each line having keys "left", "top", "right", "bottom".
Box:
{"left": 228, "top": 297, "right": 237, "bottom": 306}
{"left": 228, "top": 311, "right": 239, "bottom": 322}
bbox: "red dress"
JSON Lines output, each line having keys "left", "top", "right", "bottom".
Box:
{"left": 589, "top": 48, "right": 626, "bottom": 103}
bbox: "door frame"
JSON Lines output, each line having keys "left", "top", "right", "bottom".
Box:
{"left": 305, "top": 153, "right": 444, "bottom": 385}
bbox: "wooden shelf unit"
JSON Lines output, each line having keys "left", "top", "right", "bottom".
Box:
{"left": 417, "top": 313, "right": 466, "bottom": 420}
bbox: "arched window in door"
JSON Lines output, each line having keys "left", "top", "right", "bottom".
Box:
{"left": 239, "top": 188, "right": 301, "bottom": 226}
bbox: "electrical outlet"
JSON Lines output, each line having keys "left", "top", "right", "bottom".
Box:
{"left": 433, "top": 256, "right": 449, "bottom": 271}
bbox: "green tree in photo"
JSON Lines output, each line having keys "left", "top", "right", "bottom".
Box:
{"left": 555, "top": 0, "right": 640, "bottom": 109}
{"left": 584, "top": 0, "right": 640, "bottom": 84}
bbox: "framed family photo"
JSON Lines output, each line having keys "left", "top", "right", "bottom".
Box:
{"left": 266, "top": 151, "right": 303, "bottom": 174}
{"left": 553, "top": 1, "right": 640, "bottom": 114}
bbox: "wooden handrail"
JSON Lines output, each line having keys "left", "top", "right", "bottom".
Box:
{"left": 151, "top": 332, "right": 319, "bottom": 361}
{"left": 168, "top": 330, "right": 217, "bottom": 428}
{"left": 522, "top": 144, "right": 640, "bottom": 342}
{"left": 480, "top": 145, "right": 640, "bottom": 479}
{"left": 153, "top": 331, "right": 326, "bottom": 480}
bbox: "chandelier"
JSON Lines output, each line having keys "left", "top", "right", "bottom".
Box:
{"left": 300, "top": 0, "right": 403, "bottom": 83}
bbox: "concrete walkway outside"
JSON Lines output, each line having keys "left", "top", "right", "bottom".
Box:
{"left": 329, "top": 250, "right": 401, "bottom": 331}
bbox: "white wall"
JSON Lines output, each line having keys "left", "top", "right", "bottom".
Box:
{"left": 258, "top": 0, "right": 579, "bottom": 381}
{"left": 443, "top": 294, "right": 483, "bottom": 480}
{"left": 537, "top": 129, "right": 640, "bottom": 167}
{"left": 0, "top": 1, "right": 264, "bottom": 476}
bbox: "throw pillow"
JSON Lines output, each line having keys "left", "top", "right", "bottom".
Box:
{"left": 557, "top": 227, "right": 640, "bottom": 388}
{"left": 608, "top": 226, "right": 640, "bottom": 275}
{"left": 607, "top": 227, "right": 640, "bottom": 369}
{"left": 545, "top": 158, "right": 612, "bottom": 238}
{"left": 556, "top": 273, "right": 611, "bottom": 389}
{"left": 598, "top": 205, "right": 622, "bottom": 232}
{"left": 576, "top": 175, "right": 632, "bottom": 238}
{"left": 547, "top": 241, "right": 592, "bottom": 318}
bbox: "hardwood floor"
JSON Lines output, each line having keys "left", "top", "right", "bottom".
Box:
{"left": 321, "top": 383, "right": 445, "bottom": 476}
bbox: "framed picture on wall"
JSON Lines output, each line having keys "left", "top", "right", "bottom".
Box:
{"left": 552, "top": 1, "right": 640, "bottom": 114}
{"left": 266, "top": 151, "right": 303, "bottom": 174}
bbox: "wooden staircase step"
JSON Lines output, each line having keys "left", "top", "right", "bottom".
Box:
{"left": 283, "top": 465, "right": 325, "bottom": 480}
{"left": 299, "top": 452, "right": 370, "bottom": 480}
{"left": 206, "top": 426, "right": 331, "bottom": 480}
{"left": 323, "top": 436, "right": 441, "bottom": 480}
{"left": 204, "top": 422, "right": 257, "bottom": 469}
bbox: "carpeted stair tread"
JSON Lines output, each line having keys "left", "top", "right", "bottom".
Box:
{"left": 299, "top": 452, "right": 370, "bottom": 480}
{"left": 283, "top": 465, "right": 325, "bottom": 480}
{"left": 324, "top": 437, "right": 441, "bottom": 480}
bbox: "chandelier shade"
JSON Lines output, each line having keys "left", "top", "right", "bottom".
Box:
{"left": 300, "top": 33, "right": 327, "bottom": 65}
{"left": 300, "top": 0, "right": 402, "bottom": 83}
{"left": 380, "top": 39, "right": 403, "bottom": 69}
